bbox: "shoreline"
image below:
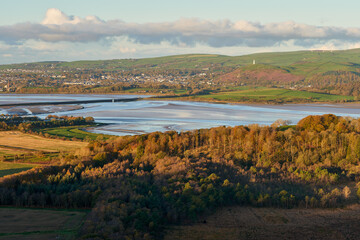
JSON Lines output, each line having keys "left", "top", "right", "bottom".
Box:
{"left": 1, "top": 93, "right": 360, "bottom": 110}
{"left": 0, "top": 96, "right": 141, "bottom": 108}
{"left": 148, "top": 95, "right": 360, "bottom": 108}
{"left": 0, "top": 105, "right": 84, "bottom": 116}
{"left": 2, "top": 90, "right": 358, "bottom": 106}
{"left": 0, "top": 92, "right": 358, "bottom": 107}
{"left": 2, "top": 95, "right": 360, "bottom": 137}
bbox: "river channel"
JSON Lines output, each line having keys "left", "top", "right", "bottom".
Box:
{"left": 1, "top": 94, "right": 360, "bottom": 136}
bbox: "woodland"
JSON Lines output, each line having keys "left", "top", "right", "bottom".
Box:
{"left": 1, "top": 114, "right": 360, "bottom": 239}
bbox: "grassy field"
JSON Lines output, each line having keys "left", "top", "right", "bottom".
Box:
{"left": 0, "top": 131, "right": 86, "bottom": 152}
{"left": 0, "top": 131, "right": 88, "bottom": 176}
{"left": 0, "top": 162, "right": 37, "bottom": 177}
{"left": 0, "top": 208, "right": 87, "bottom": 240}
{"left": 195, "top": 87, "right": 354, "bottom": 103}
{"left": 165, "top": 205, "right": 360, "bottom": 240}
{"left": 40, "top": 126, "right": 110, "bottom": 141}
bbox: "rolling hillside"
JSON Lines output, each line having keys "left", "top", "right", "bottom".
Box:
{"left": 2, "top": 48, "right": 360, "bottom": 99}
{"left": 2, "top": 48, "right": 360, "bottom": 74}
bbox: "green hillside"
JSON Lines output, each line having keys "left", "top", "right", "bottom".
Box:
{"left": 3, "top": 48, "right": 360, "bottom": 101}
{"left": 196, "top": 87, "right": 354, "bottom": 103}
{"left": 58, "top": 48, "right": 360, "bottom": 74}
{"left": 3, "top": 48, "right": 360, "bottom": 75}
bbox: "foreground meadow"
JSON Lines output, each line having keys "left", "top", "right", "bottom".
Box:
{"left": 165, "top": 205, "right": 360, "bottom": 240}
{"left": 0, "top": 131, "right": 87, "bottom": 176}
{"left": 0, "top": 131, "right": 86, "bottom": 152}
{"left": 0, "top": 208, "right": 86, "bottom": 240}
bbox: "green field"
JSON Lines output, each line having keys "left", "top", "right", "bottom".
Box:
{"left": 0, "top": 127, "right": 106, "bottom": 178}
{"left": 0, "top": 162, "right": 37, "bottom": 177}
{"left": 40, "top": 126, "right": 109, "bottom": 141}
{"left": 0, "top": 131, "right": 88, "bottom": 177}
{"left": 165, "top": 205, "right": 360, "bottom": 240}
{"left": 0, "top": 208, "right": 87, "bottom": 240}
{"left": 196, "top": 87, "right": 354, "bottom": 103}
{"left": 70, "top": 49, "right": 360, "bottom": 74}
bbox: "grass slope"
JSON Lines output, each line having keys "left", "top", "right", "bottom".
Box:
{"left": 0, "top": 131, "right": 87, "bottom": 176}
{"left": 196, "top": 87, "right": 354, "bottom": 103}
{"left": 0, "top": 131, "right": 86, "bottom": 152}
{"left": 40, "top": 126, "right": 109, "bottom": 141}
{"left": 0, "top": 162, "right": 36, "bottom": 177}
{"left": 4, "top": 48, "right": 360, "bottom": 75}
{"left": 0, "top": 208, "right": 86, "bottom": 240}
{"left": 165, "top": 205, "right": 360, "bottom": 240}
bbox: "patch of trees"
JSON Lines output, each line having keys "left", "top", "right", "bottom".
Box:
{"left": 306, "top": 71, "right": 360, "bottom": 97}
{"left": 1, "top": 114, "right": 360, "bottom": 239}
{"left": 0, "top": 115, "right": 94, "bottom": 132}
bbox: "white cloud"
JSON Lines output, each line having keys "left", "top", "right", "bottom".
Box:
{"left": 233, "top": 21, "right": 260, "bottom": 33}
{"left": 310, "top": 40, "right": 360, "bottom": 51}
{"left": 42, "top": 8, "right": 78, "bottom": 25}
{"left": 0, "top": 8, "right": 360, "bottom": 49}
{"left": 3, "top": 9, "right": 360, "bottom": 64}
{"left": 23, "top": 39, "right": 67, "bottom": 51}
{"left": 118, "top": 47, "right": 136, "bottom": 53}
{"left": 42, "top": 8, "right": 102, "bottom": 25}
{"left": 2, "top": 37, "right": 359, "bottom": 65}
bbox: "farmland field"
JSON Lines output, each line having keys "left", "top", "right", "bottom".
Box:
{"left": 40, "top": 126, "right": 108, "bottom": 141}
{"left": 0, "top": 208, "right": 87, "bottom": 240}
{"left": 0, "top": 131, "right": 87, "bottom": 177}
{"left": 196, "top": 87, "right": 354, "bottom": 103}
{"left": 0, "top": 131, "right": 86, "bottom": 152}
{"left": 165, "top": 205, "right": 360, "bottom": 240}
{"left": 0, "top": 162, "right": 36, "bottom": 177}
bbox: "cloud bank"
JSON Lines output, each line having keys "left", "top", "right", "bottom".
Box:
{"left": 2, "top": 8, "right": 360, "bottom": 64}
{"left": 1, "top": 8, "right": 360, "bottom": 48}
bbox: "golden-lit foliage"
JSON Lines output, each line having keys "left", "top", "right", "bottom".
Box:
{"left": 2, "top": 114, "right": 360, "bottom": 239}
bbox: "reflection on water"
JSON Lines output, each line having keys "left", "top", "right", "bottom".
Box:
{"left": 1, "top": 94, "right": 360, "bottom": 136}
{"left": 0, "top": 93, "right": 142, "bottom": 105}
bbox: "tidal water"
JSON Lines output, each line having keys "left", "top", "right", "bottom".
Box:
{"left": 1, "top": 94, "right": 360, "bottom": 136}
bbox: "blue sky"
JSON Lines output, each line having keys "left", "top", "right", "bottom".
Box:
{"left": 1, "top": 0, "right": 360, "bottom": 64}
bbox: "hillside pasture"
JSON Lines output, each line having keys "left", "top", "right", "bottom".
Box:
{"left": 165, "top": 205, "right": 360, "bottom": 240}
{"left": 0, "top": 131, "right": 87, "bottom": 177}
{"left": 0, "top": 208, "right": 86, "bottom": 240}
{"left": 0, "top": 131, "right": 86, "bottom": 153}
{"left": 196, "top": 88, "right": 354, "bottom": 103}
{"left": 40, "top": 126, "right": 107, "bottom": 141}
{"left": 0, "top": 162, "right": 36, "bottom": 177}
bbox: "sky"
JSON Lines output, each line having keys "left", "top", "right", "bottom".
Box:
{"left": 1, "top": 0, "right": 360, "bottom": 64}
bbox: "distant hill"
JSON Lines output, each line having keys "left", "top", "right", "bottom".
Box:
{"left": 2, "top": 48, "right": 360, "bottom": 74}
{"left": 2, "top": 49, "right": 360, "bottom": 97}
